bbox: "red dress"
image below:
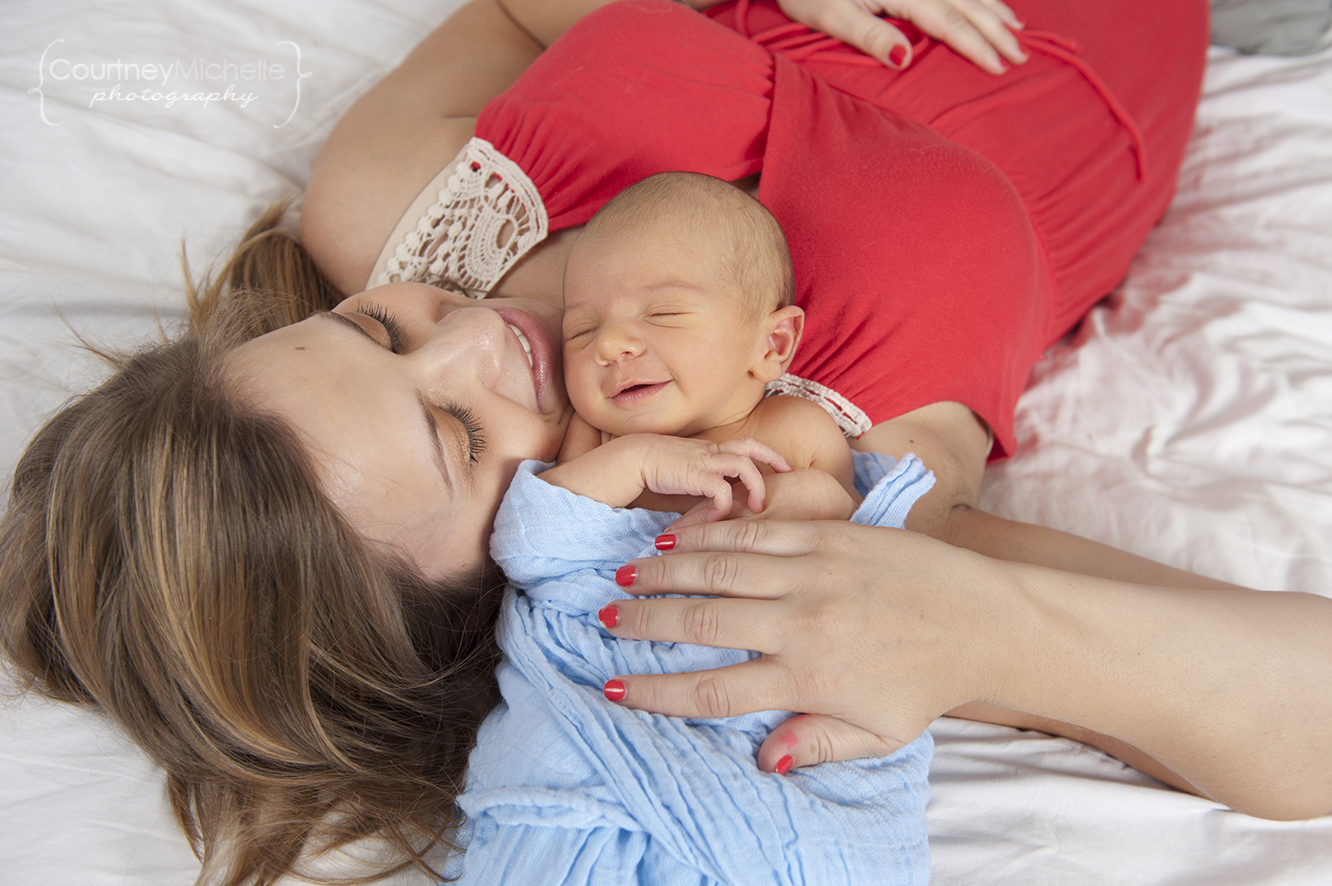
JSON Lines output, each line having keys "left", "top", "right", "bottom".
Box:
{"left": 476, "top": 0, "right": 1208, "bottom": 455}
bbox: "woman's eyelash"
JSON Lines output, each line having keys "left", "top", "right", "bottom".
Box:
{"left": 446, "top": 404, "right": 486, "bottom": 464}
{"left": 358, "top": 301, "right": 405, "bottom": 353}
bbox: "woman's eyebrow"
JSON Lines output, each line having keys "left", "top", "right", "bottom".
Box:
{"left": 312, "top": 311, "right": 455, "bottom": 494}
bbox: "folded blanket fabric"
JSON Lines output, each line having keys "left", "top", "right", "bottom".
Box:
{"left": 450, "top": 452, "right": 936, "bottom": 885}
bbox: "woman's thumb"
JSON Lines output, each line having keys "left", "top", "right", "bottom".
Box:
{"left": 758, "top": 713, "right": 905, "bottom": 774}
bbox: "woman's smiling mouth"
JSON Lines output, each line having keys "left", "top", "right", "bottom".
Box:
{"left": 507, "top": 323, "right": 534, "bottom": 368}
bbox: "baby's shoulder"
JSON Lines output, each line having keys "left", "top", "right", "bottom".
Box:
{"left": 753, "top": 394, "right": 842, "bottom": 432}
{"left": 747, "top": 396, "right": 850, "bottom": 465}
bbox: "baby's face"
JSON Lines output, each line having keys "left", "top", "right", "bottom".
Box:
{"left": 562, "top": 229, "right": 768, "bottom": 438}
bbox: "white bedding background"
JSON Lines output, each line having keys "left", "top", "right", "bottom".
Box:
{"left": 1, "top": 1, "right": 1330, "bottom": 883}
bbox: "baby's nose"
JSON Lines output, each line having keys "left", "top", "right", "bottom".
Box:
{"left": 594, "top": 322, "right": 644, "bottom": 364}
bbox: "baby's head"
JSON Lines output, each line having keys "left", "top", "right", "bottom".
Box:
{"left": 562, "top": 172, "right": 803, "bottom": 438}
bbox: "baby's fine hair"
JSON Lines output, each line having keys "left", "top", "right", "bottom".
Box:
{"left": 583, "top": 171, "right": 795, "bottom": 317}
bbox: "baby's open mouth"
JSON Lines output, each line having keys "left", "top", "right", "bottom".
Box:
{"left": 611, "top": 381, "right": 668, "bottom": 403}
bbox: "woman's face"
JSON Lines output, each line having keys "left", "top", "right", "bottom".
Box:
{"left": 228, "top": 283, "right": 572, "bottom": 579}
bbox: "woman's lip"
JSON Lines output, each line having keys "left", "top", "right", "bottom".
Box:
{"left": 612, "top": 381, "right": 669, "bottom": 404}
{"left": 494, "top": 308, "right": 554, "bottom": 411}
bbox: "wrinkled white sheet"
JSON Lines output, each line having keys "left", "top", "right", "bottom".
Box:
{"left": 1, "top": 1, "right": 1329, "bottom": 883}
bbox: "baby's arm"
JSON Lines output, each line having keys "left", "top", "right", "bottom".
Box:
{"left": 541, "top": 435, "right": 791, "bottom": 523}
{"left": 557, "top": 412, "right": 607, "bottom": 464}
{"left": 754, "top": 396, "right": 861, "bottom": 498}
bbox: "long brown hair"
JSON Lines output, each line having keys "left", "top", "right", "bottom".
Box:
{"left": 0, "top": 203, "right": 503, "bottom": 885}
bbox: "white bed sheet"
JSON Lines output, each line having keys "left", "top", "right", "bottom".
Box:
{"left": 2, "top": 1, "right": 1330, "bottom": 883}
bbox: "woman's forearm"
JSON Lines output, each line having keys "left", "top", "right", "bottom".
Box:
{"left": 997, "top": 562, "right": 1332, "bottom": 820}
{"left": 944, "top": 505, "right": 1244, "bottom": 590}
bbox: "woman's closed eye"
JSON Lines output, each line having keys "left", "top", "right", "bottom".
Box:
{"left": 445, "top": 403, "right": 486, "bottom": 464}
{"left": 357, "top": 301, "right": 406, "bottom": 353}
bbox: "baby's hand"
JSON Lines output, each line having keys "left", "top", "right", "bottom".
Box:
{"left": 635, "top": 436, "right": 792, "bottom": 527}
{"left": 540, "top": 434, "right": 790, "bottom": 517}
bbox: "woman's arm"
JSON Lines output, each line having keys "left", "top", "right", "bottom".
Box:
{"left": 857, "top": 401, "right": 1242, "bottom": 590}
{"left": 599, "top": 519, "right": 1332, "bottom": 820}
{"left": 302, "top": 0, "right": 551, "bottom": 294}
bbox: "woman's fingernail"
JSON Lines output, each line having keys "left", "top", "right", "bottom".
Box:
{"left": 654, "top": 534, "right": 677, "bottom": 551}
{"left": 615, "top": 565, "right": 637, "bottom": 587}
{"left": 889, "top": 45, "right": 908, "bottom": 67}
{"left": 776, "top": 755, "right": 794, "bottom": 775}
{"left": 598, "top": 605, "right": 619, "bottom": 628}
{"left": 604, "top": 679, "right": 627, "bottom": 701}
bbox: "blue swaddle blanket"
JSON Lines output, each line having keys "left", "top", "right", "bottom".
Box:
{"left": 448, "top": 452, "right": 936, "bottom": 885}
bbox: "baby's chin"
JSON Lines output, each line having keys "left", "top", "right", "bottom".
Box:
{"left": 597, "top": 408, "right": 694, "bottom": 439}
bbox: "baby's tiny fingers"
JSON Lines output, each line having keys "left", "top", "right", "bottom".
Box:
{"left": 718, "top": 437, "right": 792, "bottom": 473}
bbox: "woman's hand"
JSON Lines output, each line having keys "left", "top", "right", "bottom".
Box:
{"left": 602, "top": 518, "right": 1332, "bottom": 819}
{"left": 774, "top": 0, "right": 1029, "bottom": 75}
{"left": 599, "top": 518, "right": 1023, "bottom": 757}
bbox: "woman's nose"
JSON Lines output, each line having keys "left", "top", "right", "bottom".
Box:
{"left": 412, "top": 306, "right": 506, "bottom": 377}
{"left": 594, "top": 320, "right": 644, "bottom": 366}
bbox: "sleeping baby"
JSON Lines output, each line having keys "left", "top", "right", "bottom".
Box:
{"left": 545, "top": 170, "right": 861, "bottom": 525}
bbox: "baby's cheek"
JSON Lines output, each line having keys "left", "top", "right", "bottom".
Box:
{"left": 563, "top": 349, "right": 599, "bottom": 413}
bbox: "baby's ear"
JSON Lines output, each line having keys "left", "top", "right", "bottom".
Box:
{"left": 754, "top": 305, "right": 805, "bottom": 383}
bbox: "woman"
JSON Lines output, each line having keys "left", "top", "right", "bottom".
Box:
{"left": 2, "top": 0, "right": 1329, "bottom": 884}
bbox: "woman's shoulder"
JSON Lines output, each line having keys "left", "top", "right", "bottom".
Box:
{"left": 301, "top": 118, "right": 476, "bottom": 296}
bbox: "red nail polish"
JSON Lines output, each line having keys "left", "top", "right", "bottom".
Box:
{"left": 598, "top": 605, "right": 619, "bottom": 628}
{"left": 615, "top": 565, "right": 636, "bottom": 587}
{"left": 889, "top": 45, "right": 908, "bottom": 67}
{"left": 654, "top": 534, "right": 677, "bottom": 551}
{"left": 776, "top": 755, "right": 794, "bottom": 775}
{"left": 604, "top": 679, "right": 626, "bottom": 701}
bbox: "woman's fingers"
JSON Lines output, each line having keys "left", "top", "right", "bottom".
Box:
{"left": 889, "top": 0, "right": 1027, "bottom": 74}
{"left": 601, "top": 593, "right": 789, "bottom": 652}
{"left": 619, "top": 523, "right": 833, "bottom": 600}
{"left": 781, "top": 0, "right": 915, "bottom": 68}
{"left": 666, "top": 498, "right": 727, "bottom": 531}
{"left": 602, "top": 657, "right": 792, "bottom": 720}
{"left": 757, "top": 713, "right": 905, "bottom": 774}
{"left": 777, "top": 0, "right": 1028, "bottom": 75}
{"left": 643, "top": 517, "right": 829, "bottom": 570}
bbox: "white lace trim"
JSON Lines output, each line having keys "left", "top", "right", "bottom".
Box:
{"left": 373, "top": 138, "right": 549, "bottom": 297}
{"left": 765, "top": 372, "right": 872, "bottom": 438}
